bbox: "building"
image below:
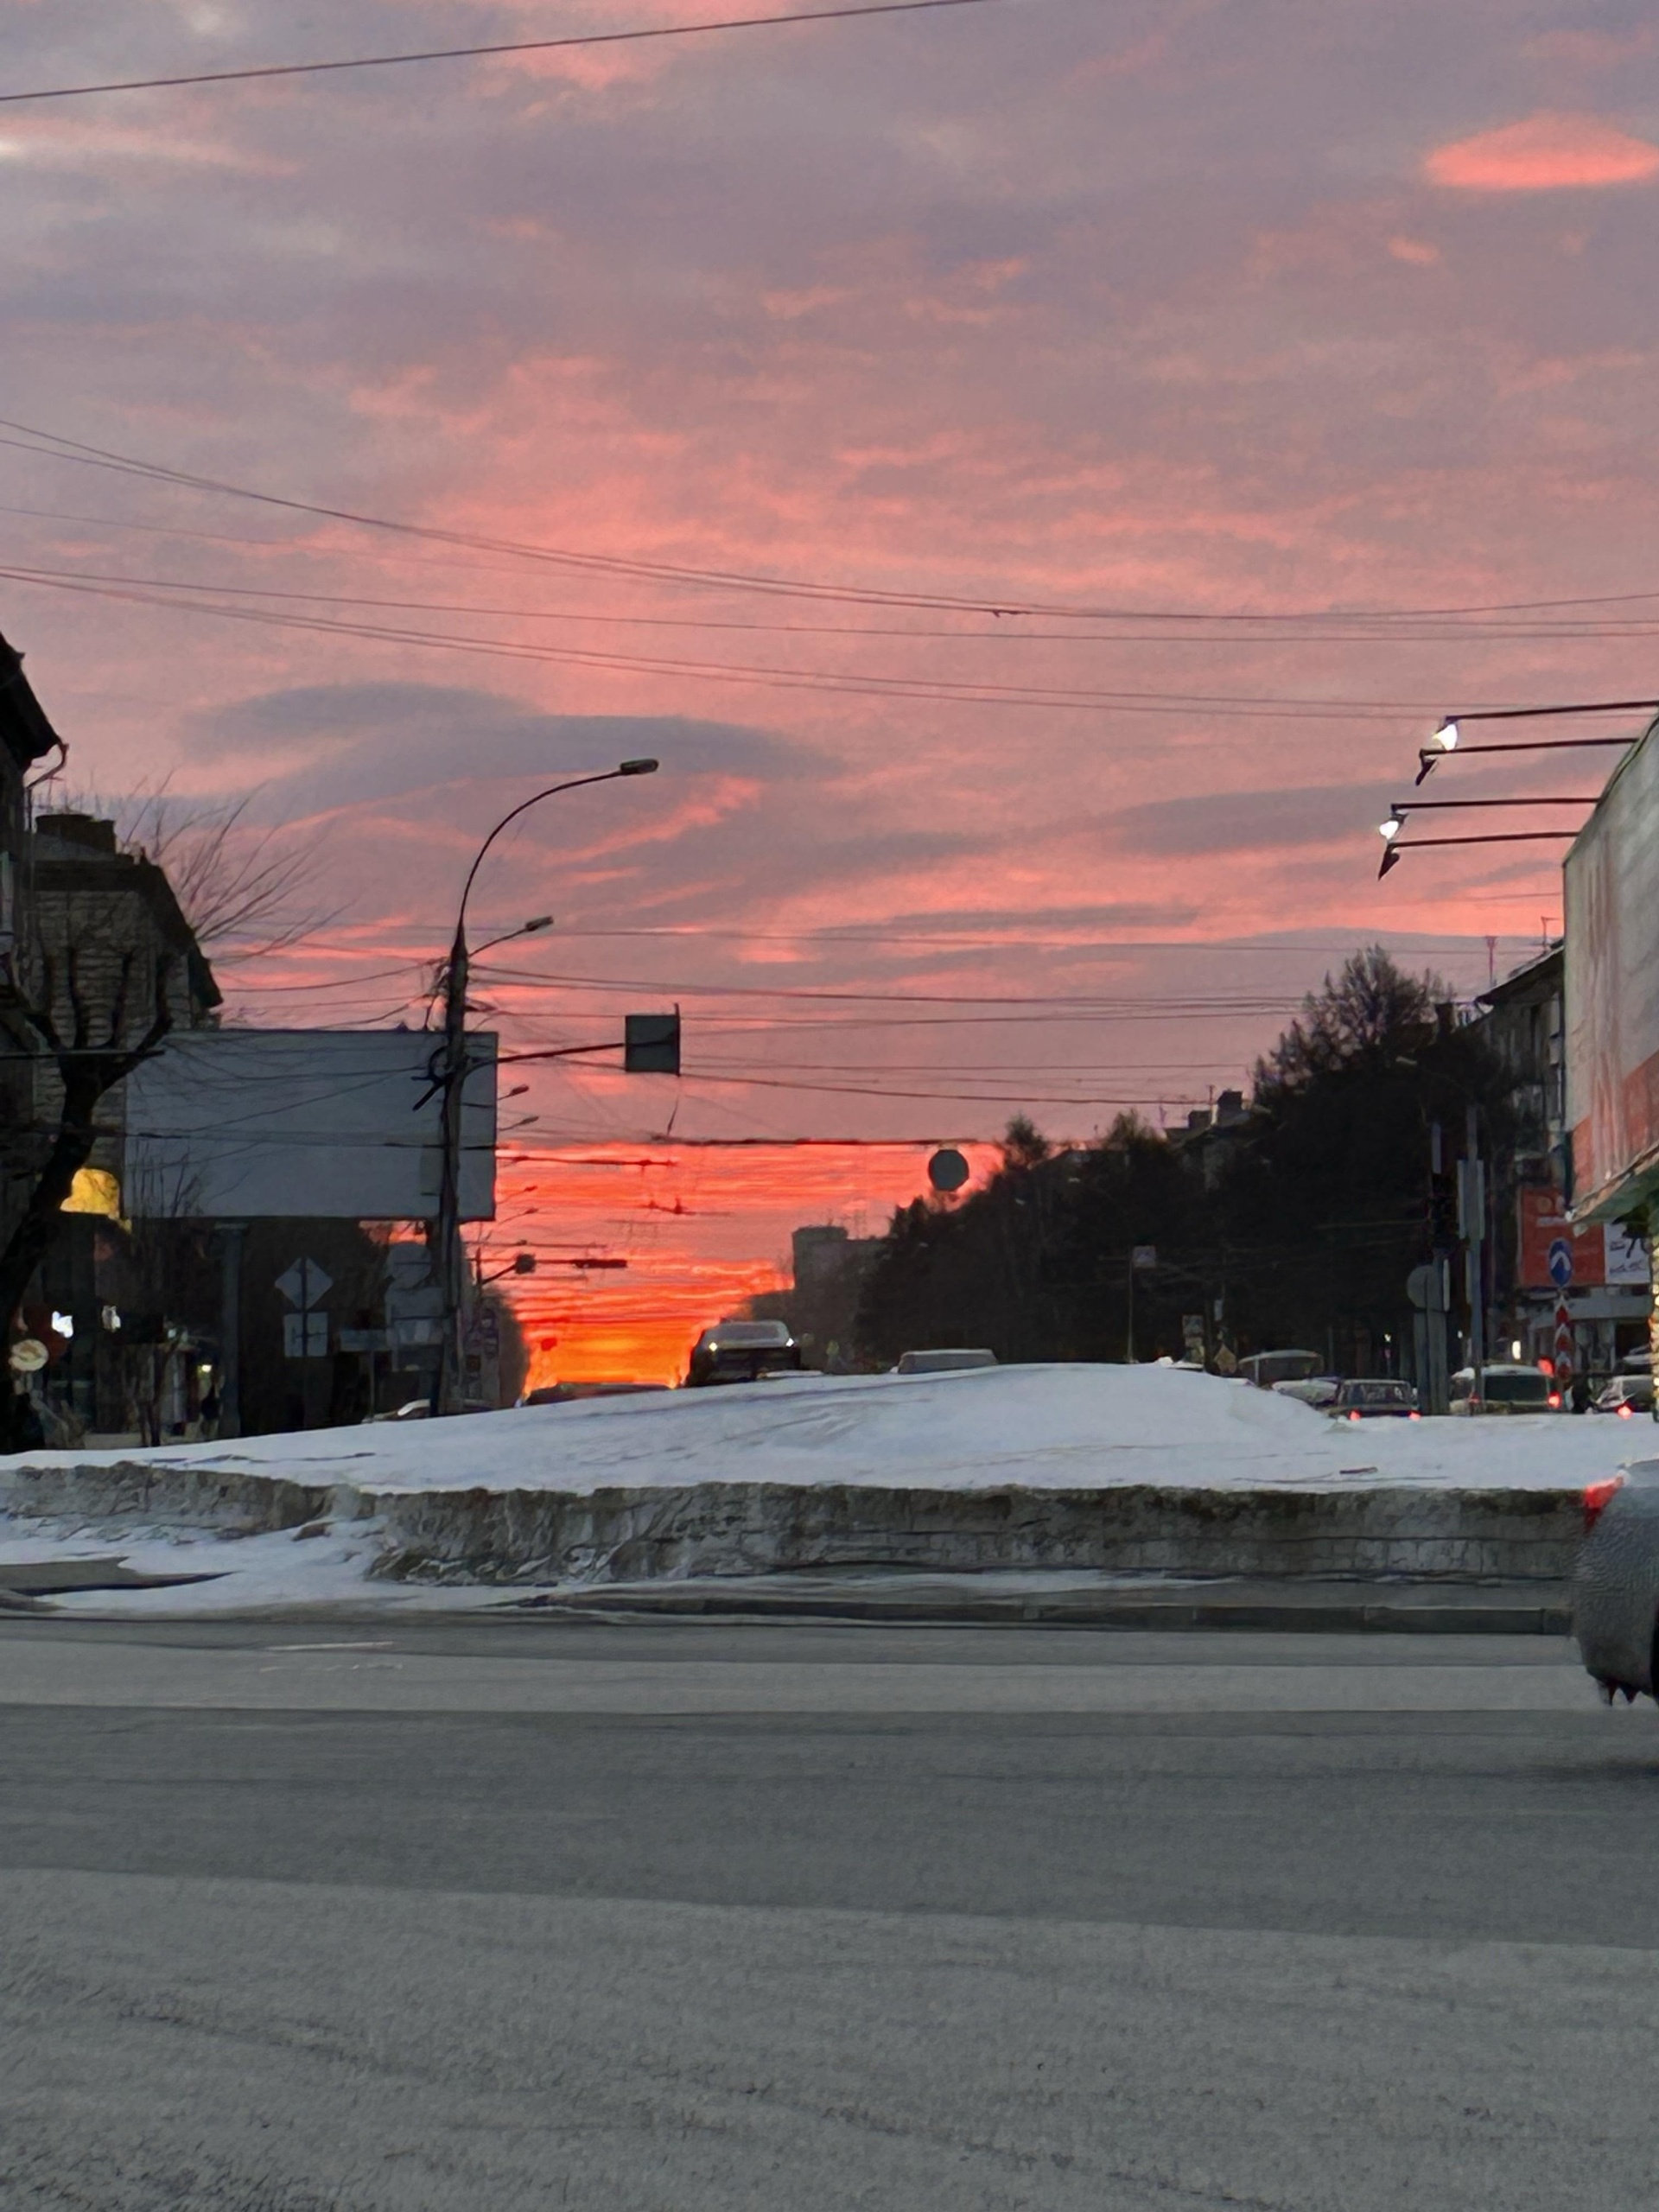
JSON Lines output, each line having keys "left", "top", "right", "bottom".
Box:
{"left": 0, "top": 634, "right": 66, "bottom": 1254}
{"left": 1473, "top": 944, "right": 1650, "bottom": 1383}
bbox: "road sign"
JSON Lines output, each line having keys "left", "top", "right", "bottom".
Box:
{"left": 1131, "top": 1245, "right": 1158, "bottom": 1270}
{"left": 624, "top": 1011, "right": 681, "bottom": 1075}
{"left": 1547, "top": 1238, "right": 1574, "bottom": 1289}
{"left": 1554, "top": 1300, "right": 1576, "bottom": 1385}
{"left": 1407, "top": 1262, "right": 1449, "bottom": 1313}
{"left": 276, "top": 1258, "right": 333, "bottom": 1310}
{"left": 283, "top": 1312, "right": 329, "bottom": 1359}
{"left": 928, "top": 1148, "right": 970, "bottom": 1193}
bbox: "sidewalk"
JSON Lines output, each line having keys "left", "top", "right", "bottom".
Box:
{"left": 518, "top": 1572, "right": 1573, "bottom": 1634}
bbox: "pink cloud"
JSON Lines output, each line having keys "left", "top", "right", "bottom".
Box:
{"left": 1426, "top": 111, "right": 1659, "bottom": 192}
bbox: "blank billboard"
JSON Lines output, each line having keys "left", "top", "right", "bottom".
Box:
{"left": 1565, "top": 719, "right": 1659, "bottom": 1221}
{"left": 122, "top": 1028, "right": 497, "bottom": 1221}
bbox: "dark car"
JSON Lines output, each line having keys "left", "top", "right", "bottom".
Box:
{"left": 686, "top": 1319, "right": 804, "bottom": 1388}
{"left": 517, "top": 1382, "right": 667, "bottom": 1408}
{"left": 1330, "top": 1378, "right": 1420, "bottom": 1421}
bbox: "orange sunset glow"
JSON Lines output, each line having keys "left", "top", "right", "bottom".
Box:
{"left": 3, "top": 1, "right": 1656, "bottom": 1336}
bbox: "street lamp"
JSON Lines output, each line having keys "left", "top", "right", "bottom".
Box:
{"left": 1377, "top": 793, "right": 1603, "bottom": 877}
{"left": 431, "top": 758, "right": 659, "bottom": 1414}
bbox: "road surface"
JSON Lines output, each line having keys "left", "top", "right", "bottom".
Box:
{"left": 3, "top": 1615, "right": 1656, "bottom": 2209}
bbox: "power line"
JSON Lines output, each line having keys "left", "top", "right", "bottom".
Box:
{"left": 476, "top": 962, "right": 1307, "bottom": 1008}
{"left": 15, "top": 500, "right": 1659, "bottom": 645}
{"left": 7, "top": 416, "right": 1659, "bottom": 626}
{"left": 12, "top": 525, "right": 1659, "bottom": 645}
{"left": 0, "top": 562, "right": 1441, "bottom": 721}
{"left": 0, "top": 0, "right": 1020, "bottom": 106}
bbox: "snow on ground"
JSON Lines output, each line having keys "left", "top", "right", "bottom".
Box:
{"left": 3, "top": 1362, "right": 1651, "bottom": 1499}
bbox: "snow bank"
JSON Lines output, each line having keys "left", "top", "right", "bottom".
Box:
{"left": 0, "top": 1363, "right": 1639, "bottom": 1499}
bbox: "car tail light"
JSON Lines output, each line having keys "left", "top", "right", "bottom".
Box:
{"left": 1584, "top": 1476, "right": 1627, "bottom": 1534}
{"left": 1408, "top": 1410, "right": 1421, "bottom": 1420}
{"left": 1619, "top": 1403, "right": 1634, "bottom": 1420}
{"left": 1348, "top": 1409, "right": 1361, "bottom": 1421}
{"left": 1548, "top": 1393, "right": 1561, "bottom": 1408}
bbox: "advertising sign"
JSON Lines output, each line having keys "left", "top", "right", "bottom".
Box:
{"left": 1517, "top": 1187, "right": 1651, "bottom": 1290}
{"left": 123, "top": 1029, "right": 498, "bottom": 1222}
{"left": 1565, "top": 718, "right": 1659, "bottom": 1219}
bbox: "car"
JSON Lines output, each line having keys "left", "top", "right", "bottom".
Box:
{"left": 1239, "top": 1351, "right": 1324, "bottom": 1391}
{"left": 366, "top": 1396, "right": 494, "bottom": 1422}
{"left": 1329, "top": 1378, "right": 1420, "bottom": 1421}
{"left": 1573, "top": 1465, "right": 1659, "bottom": 1699}
{"left": 1591, "top": 1374, "right": 1655, "bottom": 1419}
{"left": 685, "top": 1319, "right": 804, "bottom": 1388}
{"left": 516, "top": 1382, "right": 668, "bottom": 1407}
{"left": 893, "top": 1348, "right": 998, "bottom": 1376}
{"left": 1448, "top": 1363, "right": 1561, "bottom": 1415}
{"left": 1273, "top": 1375, "right": 1340, "bottom": 1408}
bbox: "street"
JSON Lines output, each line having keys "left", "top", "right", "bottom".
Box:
{"left": 3, "top": 1618, "right": 1658, "bottom": 2209}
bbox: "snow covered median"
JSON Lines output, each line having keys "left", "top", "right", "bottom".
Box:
{"left": 0, "top": 1363, "right": 1636, "bottom": 1498}
{"left": 0, "top": 1365, "right": 1637, "bottom": 1604}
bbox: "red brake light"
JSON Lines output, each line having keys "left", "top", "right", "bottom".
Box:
{"left": 1584, "top": 1475, "right": 1627, "bottom": 1534}
{"left": 1548, "top": 1393, "right": 1561, "bottom": 1408}
{"left": 1619, "top": 1403, "right": 1634, "bottom": 1419}
{"left": 1408, "top": 1409, "right": 1421, "bottom": 1420}
{"left": 1348, "top": 1409, "right": 1361, "bottom": 1421}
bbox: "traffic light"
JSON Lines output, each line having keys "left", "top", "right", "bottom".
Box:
{"left": 624, "top": 1010, "right": 681, "bottom": 1075}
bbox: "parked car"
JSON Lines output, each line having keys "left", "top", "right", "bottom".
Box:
{"left": 1330, "top": 1378, "right": 1420, "bottom": 1421}
{"left": 1273, "top": 1375, "right": 1340, "bottom": 1408}
{"left": 366, "top": 1397, "right": 493, "bottom": 1422}
{"left": 517, "top": 1382, "right": 667, "bottom": 1408}
{"left": 1448, "top": 1364, "right": 1561, "bottom": 1415}
{"left": 685, "top": 1319, "right": 804, "bottom": 1388}
{"left": 1591, "top": 1374, "right": 1655, "bottom": 1418}
{"left": 893, "top": 1348, "right": 998, "bottom": 1376}
{"left": 1239, "top": 1350, "right": 1323, "bottom": 1391}
{"left": 1574, "top": 1465, "right": 1659, "bottom": 1698}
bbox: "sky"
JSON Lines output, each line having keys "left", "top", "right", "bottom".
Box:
{"left": 6, "top": 0, "right": 1659, "bottom": 1376}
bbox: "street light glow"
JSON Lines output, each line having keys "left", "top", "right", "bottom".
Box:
{"left": 1434, "top": 718, "right": 1459, "bottom": 751}
{"left": 1378, "top": 815, "right": 1403, "bottom": 841}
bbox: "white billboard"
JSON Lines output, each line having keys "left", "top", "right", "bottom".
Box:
{"left": 121, "top": 1028, "right": 498, "bottom": 1221}
{"left": 1565, "top": 718, "right": 1659, "bottom": 1221}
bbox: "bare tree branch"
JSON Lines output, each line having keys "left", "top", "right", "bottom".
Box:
{"left": 58, "top": 777, "right": 342, "bottom": 959}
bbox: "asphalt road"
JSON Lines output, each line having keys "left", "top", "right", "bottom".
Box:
{"left": 3, "top": 1615, "right": 1658, "bottom": 2210}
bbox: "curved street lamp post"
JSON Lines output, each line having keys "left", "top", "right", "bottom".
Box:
{"left": 433, "top": 760, "right": 658, "bottom": 1414}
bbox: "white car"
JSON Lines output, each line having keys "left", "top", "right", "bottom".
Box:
{"left": 1448, "top": 1364, "right": 1561, "bottom": 1415}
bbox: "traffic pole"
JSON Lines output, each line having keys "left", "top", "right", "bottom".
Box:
{"left": 433, "top": 920, "right": 468, "bottom": 1417}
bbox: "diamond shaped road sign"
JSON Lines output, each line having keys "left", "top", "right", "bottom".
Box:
{"left": 276, "top": 1258, "right": 334, "bottom": 1310}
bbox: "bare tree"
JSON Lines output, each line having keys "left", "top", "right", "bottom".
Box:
{"left": 0, "top": 932, "right": 176, "bottom": 1446}
{"left": 66, "top": 779, "right": 337, "bottom": 960}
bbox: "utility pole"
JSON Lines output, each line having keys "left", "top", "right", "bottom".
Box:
{"left": 432, "top": 920, "right": 471, "bottom": 1416}
{"left": 1459, "top": 1102, "right": 1485, "bottom": 1376}
{"left": 429, "top": 758, "right": 659, "bottom": 1417}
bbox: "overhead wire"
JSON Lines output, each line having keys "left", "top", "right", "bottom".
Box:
{"left": 0, "top": 0, "right": 1026, "bottom": 106}
{"left": 0, "top": 560, "right": 1448, "bottom": 721}
{"left": 8, "top": 416, "right": 1659, "bottom": 626}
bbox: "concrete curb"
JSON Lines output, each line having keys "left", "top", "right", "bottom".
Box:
{"left": 518, "top": 1584, "right": 1572, "bottom": 1633}
{"left": 7, "top": 1460, "right": 1587, "bottom": 1592}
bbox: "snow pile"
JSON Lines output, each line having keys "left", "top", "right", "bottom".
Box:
{"left": 2, "top": 1361, "right": 1643, "bottom": 1498}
